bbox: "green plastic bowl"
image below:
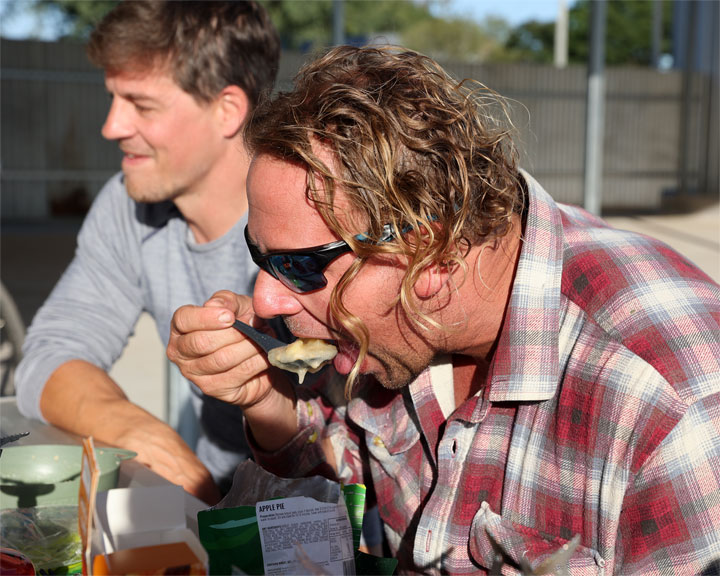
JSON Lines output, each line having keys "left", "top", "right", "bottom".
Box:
{"left": 0, "top": 444, "right": 136, "bottom": 509}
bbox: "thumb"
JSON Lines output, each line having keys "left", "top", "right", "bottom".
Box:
{"left": 204, "top": 290, "right": 254, "bottom": 319}
{"left": 204, "top": 289, "right": 239, "bottom": 309}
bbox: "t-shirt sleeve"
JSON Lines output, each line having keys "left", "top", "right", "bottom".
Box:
{"left": 15, "top": 174, "right": 145, "bottom": 421}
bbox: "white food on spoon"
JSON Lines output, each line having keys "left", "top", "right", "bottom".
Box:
{"left": 268, "top": 338, "right": 338, "bottom": 384}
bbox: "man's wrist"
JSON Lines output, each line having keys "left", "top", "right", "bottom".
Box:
{"left": 243, "top": 374, "right": 298, "bottom": 452}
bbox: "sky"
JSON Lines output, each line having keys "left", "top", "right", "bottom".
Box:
{"left": 1, "top": 0, "right": 565, "bottom": 41}
{"left": 442, "top": 0, "right": 563, "bottom": 26}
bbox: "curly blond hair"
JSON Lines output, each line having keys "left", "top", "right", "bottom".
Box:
{"left": 244, "top": 45, "right": 524, "bottom": 395}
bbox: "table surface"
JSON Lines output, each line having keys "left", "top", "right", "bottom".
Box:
{"left": 0, "top": 396, "right": 80, "bottom": 446}
{"left": 0, "top": 395, "right": 207, "bottom": 534}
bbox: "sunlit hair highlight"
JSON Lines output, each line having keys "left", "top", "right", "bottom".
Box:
{"left": 245, "top": 45, "right": 524, "bottom": 396}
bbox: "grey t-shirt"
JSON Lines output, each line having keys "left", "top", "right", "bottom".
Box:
{"left": 16, "top": 172, "right": 258, "bottom": 489}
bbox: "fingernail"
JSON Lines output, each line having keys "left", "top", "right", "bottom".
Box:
{"left": 218, "top": 311, "right": 234, "bottom": 324}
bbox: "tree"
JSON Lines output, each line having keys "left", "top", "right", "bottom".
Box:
{"left": 259, "top": 1, "right": 509, "bottom": 63}
{"left": 569, "top": 0, "right": 674, "bottom": 65}
{"left": 503, "top": 0, "right": 675, "bottom": 65}
{"left": 504, "top": 19, "right": 555, "bottom": 63}
{"left": 20, "top": 0, "right": 507, "bottom": 64}
{"left": 402, "top": 15, "right": 510, "bottom": 63}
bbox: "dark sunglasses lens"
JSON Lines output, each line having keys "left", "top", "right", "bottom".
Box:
{"left": 268, "top": 253, "right": 328, "bottom": 293}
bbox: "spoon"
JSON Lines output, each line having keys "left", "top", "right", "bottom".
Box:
{"left": 232, "top": 319, "right": 337, "bottom": 384}
{"left": 0, "top": 432, "right": 30, "bottom": 459}
{"left": 0, "top": 432, "right": 30, "bottom": 449}
{"left": 232, "top": 319, "right": 286, "bottom": 354}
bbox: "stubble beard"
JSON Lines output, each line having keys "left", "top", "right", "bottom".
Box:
{"left": 358, "top": 341, "right": 434, "bottom": 391}
{"left": 124, "top": 173, "right": 177, "bottom": 204}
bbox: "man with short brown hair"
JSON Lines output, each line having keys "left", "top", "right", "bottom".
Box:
{"left": 16, "top": 0, "right": 280, "bottom": 504}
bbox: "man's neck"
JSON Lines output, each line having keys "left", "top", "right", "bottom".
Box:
{"left": 180, "top": 188, "right": 248, "bottom": 244}
{"left": 175, "top": 145, "right": 250, "bottom": 244}
{"left": 444, "top": 214, "right": 523, "bottom": 405}
{"left": 452, "top": 355, "right": 489, "bottom": 407}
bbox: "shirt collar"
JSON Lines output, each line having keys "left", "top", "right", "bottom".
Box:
{"left": 487, "top": 170, "right": 565, "bottom": 402}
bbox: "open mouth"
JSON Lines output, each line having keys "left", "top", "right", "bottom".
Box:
{"left": 267, "top": 338, "right": 338, "bottom": 384}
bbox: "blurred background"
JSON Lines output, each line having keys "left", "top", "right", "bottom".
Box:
{"left": 1, "top": 0, "right": 718, "bottom": 420}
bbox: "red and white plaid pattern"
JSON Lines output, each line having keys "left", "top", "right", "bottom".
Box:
{"left": 254, "top": 173, "right": 720, "bottom": 575}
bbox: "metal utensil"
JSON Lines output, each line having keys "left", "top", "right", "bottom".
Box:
{"left": 232, "top": 320, "right": 286, "bottom": 354}
{"left": 232, "top": 320, "right": 337, "bottom": 385}
{"left": 0, "top": 432, "right": 29, "bottom": 449}
{"left": 0, "top": 431, "right": 29, "bottom": 459}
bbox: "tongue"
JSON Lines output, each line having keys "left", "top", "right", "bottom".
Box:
{"left": 333, "top": 342, "right": 359, "bottom": 375}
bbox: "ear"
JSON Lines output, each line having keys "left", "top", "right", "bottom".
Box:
{"left": 413, "top": 263, "right": 451, "bottom": 300}
{"left": 216, "top": 85, "right": 250, "bottom": 139}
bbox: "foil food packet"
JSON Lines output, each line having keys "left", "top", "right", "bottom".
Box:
{"left": 197, "top": 461, "right": 396, "bottom": 575}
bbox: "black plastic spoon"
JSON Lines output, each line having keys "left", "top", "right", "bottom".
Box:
{"left": 232, "top": 319, "right": 286, "bottom": 353}
{"left": 232, "top": 319, "right": 337, "bottom": 384}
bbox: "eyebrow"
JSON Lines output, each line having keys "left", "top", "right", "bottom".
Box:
{"left": 125, "top": 93, "right": 159, "bottom": 104}
{"left": 105, "top": 87, "right": 159, "bottom": 104}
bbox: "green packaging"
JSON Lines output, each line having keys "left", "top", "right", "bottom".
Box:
{"left": 198, "top": 483, "right": 396, "bottom": 575}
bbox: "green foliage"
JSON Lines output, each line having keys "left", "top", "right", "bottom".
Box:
{"left": 261, "top": 0, "right": 332, "bottom": 51}
{"left": 402, "top": 15, "right": 510, "bottom": 62}
{"left": 261, "top": 0, "right": 506, "bottom": 62}
{"left": 504, "top": 19, "right": 555, "bottom": 63}
{"left": 21, "top": 0, "right": 677, "bottom": 66}
{"left": 261, "top": 0, "right": 436, "bottom": 52}
{"left": 569, "top": 0, "right": 674, "bottom": 64}
{"left": 504, "top": 0, "right": 675, "bottom": 65}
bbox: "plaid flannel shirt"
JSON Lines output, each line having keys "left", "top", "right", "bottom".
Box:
{"left": 253, "top": 172, "right": 720, "bottom": 575}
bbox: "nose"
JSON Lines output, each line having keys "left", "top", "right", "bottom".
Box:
{"left": 252, "top": 270, "right": 304, "bottom": 319}
{"left": 101, "top": 97, "right": 134, "bottom": 141}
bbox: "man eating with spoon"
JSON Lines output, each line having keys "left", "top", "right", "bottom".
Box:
{"left": 167, "top": 46, "right": 720, "bottom": 573}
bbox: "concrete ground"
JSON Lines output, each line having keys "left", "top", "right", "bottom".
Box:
{"left": 2, "top": 200, "right": 719, "bottom": 420}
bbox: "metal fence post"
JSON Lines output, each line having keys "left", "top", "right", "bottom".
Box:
{"left": 583, "top": 0, "right": 607, "bottom": 216}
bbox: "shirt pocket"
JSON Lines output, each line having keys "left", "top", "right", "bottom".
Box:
{"left": 469, "top": 502, "right": 606, "bottom": 575}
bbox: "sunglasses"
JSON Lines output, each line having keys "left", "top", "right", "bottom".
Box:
{"left": 244, "top": 224, "right": 398, "bottom": 293}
